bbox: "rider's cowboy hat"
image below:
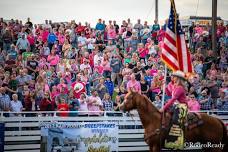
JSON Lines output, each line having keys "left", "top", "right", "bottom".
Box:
{"left": 172, "top": 70, "right": 186, "bottom": 80}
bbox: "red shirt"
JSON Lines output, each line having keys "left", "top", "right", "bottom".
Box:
{"left": 57, "top": 103, "right": 69, "bottom": 117}
{"left": 71, "top": 81, "right": 86, "bottom": 99}
{"left": 40, "top": 99, "right": 51, "bottom": 111}
{"left": 27, "top": 35, "right": 35, "bottom": 45}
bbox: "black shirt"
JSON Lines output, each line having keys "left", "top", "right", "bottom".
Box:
{"left": 133, "top": 67, "right": 142, "bottom": 81}
{"left": 27, "top": 60, "right": 38, "bottom": 75}
{"left": 140, "top": 81, "right": 149, "bottom": 92}
{"left": 26, "top": 21, "right": 33, "bottom": 28}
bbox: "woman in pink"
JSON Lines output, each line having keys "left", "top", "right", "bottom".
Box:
{"left": 101, "top": 54, "right": 111, "bottom": 78}
{"left": 137, "top": 43, "right": 147, "bottom": 60}
{"left": 160, "top": 71, "right": 188, "bottom": 112}
{"left": 50, "top": 86, "right": 59, "bottom": 101}
{"left": 41, "top": 28, "right": 49, "bottom": 43}
{"left": 187, "top": 95, "right": 200, "bottom": 111}
{"left": 127, "top": 73, "right": 141, "bottom": 94}
{"left": 57, "top": 78, "right": 69, "bottom": 94}
{"left": 94, "top": 60, "right": 103, "bottom": 74}
{"left": 87, "top": 90, "right": 103, "bottom": 116}
{"left": 58, "top": 30, "right": 65, "bottom": 51}
{"left": 47, "top": 49, "right": 60, "bottom": 67}
{"left": 107, "top": 25, "right": 117, "bottom": 40}
{"left": 150, "top": 65, "right": 158, "bottom": 76}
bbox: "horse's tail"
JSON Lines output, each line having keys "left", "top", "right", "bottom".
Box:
{"left": 218, "top": 119, "right": 228, "bottom": 152}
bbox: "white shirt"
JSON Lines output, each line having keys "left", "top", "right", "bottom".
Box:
{"left": 94, "top": 54, "right": 103, "bottom": 66}
{"left": 10, "top": 100, "right": 23, "bottom": 116}
{"left": 80, "top": 64, "right": 92, "bottom": 74}
{"left": 78, "top": 36, "right": 87, "bottom": 46}
{"left": 87, "top": 38, "right": 96, "bottom": 49}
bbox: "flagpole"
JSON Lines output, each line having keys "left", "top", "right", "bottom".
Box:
{"left": 161, "top": 64, "right": 167, "bottom": 109}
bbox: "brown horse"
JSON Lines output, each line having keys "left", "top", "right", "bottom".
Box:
{"left": 119, "top": 91, "right": 228, "bottom": 152}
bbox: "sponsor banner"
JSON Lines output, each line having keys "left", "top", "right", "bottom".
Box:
{"left": 40, "top": 122, "right": 118, "bottom": 152}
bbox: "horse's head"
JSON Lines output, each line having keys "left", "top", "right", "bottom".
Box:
{"left": 119, "top": 89, "right": 137, "bottom": 112}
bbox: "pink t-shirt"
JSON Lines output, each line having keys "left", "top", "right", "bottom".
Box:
{"left": 47, "top": 55, "right": 60, "bottom": 66}
{"left": 42, "top": 30, "right": 49, "bottom": 43}
{"left": 102, "top": 60, "right": 111, "bottom": 71}
{"left": 58, "top": 34, "right": 65, "bottom": 45}
{"left": 87, "top": 96, "right": 102, "bottom": 115}
{"left": 94, "top": 66, "right": 104, "bottom": 74}
{"left": 127, "top": 80, "right": 141, "bottom": 93}
{"left": 195, "top": 27, "right": 203, "bottom": 35}
{"left": 27, "top": 35, "right": 35, "bottom": 45}
{"left": 138, "top": 48, "right": 147, "bottom": 58}
{"left": 108, "top": 29, "right": 117, "bottom": 39}
{"left": 150, "top": 69, "right": 158, "bottom": 76}
{"left": 187, "top": 100, "right": 200, "bottom": 111}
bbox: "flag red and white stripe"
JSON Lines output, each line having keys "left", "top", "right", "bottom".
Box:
{"left": 161, "top": 0, "right": 193, "bottom": 73}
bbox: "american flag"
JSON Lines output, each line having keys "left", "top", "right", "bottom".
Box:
{"left": 161, "top": 0, "right": 193, "bottom": 73}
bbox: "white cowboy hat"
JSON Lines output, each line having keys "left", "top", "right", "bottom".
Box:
{"left": 172, "top": 70, "right": 186, "bottom": 80}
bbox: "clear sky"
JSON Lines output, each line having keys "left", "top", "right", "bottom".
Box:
{"left": 0, "top": 0, "right": 227, "bottom": 26}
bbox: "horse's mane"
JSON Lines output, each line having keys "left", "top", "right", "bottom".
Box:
{"left": 134, "top": 92, "right": 160, "bottom": 114}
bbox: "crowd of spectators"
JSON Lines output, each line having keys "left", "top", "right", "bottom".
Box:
{"left": 0, "top": 17, "right": 227, "bottom": 117}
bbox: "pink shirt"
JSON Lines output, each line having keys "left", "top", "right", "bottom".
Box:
{"left": 102, "top": 60, "right": 111, "bottom": 71}
{"left": 87, "top": 96, "right": 102, "bottom": 115}
{"left": 94, "top": 65, "right": 104, "bottom": 74}
{"left": 27, "top": 35, "right": 35, "bottom": 45}
{"left": 47, "top": 55, "right": 60, "bottom": 66}
{"left": 108, "top": 29, "right": 117, "bottom": 39}
{"left": 51, "top": 91, "right": 59, "bottom": 101}
{"left": 164, "top": 85, "right": 188, "bottom": 111}
{"left": 187, "top": 100, "right": 200, "bottom": 111}
{"left": 195, "top": 27, "right": 203, "bottom": 35}
{"left": 58, "top": 34, "right": 65, "bottom": 45}
{"left": 42, "top": 30, "right": 49, "bottom": 43}
{"left": 127, "top": 80, "right": 141, "bottom": 94}
{"left": 138, "top": 48, "right": 147, "bottom": 58}
{"left": 150, "top": 69, "right": 158, "bottom": 76}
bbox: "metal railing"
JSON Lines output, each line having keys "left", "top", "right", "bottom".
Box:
{"left": 1, "top": 110, "right": 228, "bottom": 117}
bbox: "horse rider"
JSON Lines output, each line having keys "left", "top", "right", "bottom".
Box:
{"left": 159, "top": 70, "right": 188, "bottom": 113}
{"left": 159, "top": 70, "right": 188, "bottom": 150}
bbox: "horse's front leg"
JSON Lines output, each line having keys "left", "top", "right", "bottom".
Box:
{"left": 152, "top": 144, "right": 160, "bottom": 152}
{"left": 149, "top": 145, "right": 153, "bottom": 152}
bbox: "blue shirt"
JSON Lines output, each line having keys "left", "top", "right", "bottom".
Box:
{"left": 95, "top": 23, "right": 105, "bottom": 31}
{"left": 0, "top": 94, "right": 11, "bottom": 111}
{"left": 144, "top": 76, "right": 153, "bottom": 86}
{"left": 105, "top": 80, "right": 114, "bottom": 96}
{"left": 48, "top": 33, "right": 57, "bottom": 44}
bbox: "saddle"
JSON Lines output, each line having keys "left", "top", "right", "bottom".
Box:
{"left": 185, "top": 112, "right": 204, "bottom": 130}
{"left": 162, "top": 112, "right": 204, "bottom": 131}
